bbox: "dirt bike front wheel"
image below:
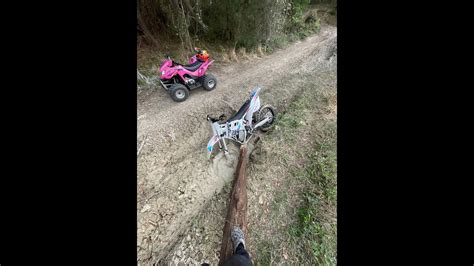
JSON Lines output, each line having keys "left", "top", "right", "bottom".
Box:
{"left": 257, "top": 105, "right": 276, "bottom": 132}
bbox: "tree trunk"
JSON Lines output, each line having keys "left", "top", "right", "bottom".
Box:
{"left": 137, "top": 0, "right": 160, "bottom": 47}
{"left": 218, "top": 145, "right": 249, "bottom": 264}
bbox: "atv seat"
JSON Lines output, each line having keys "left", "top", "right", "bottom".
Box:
{"left": 183, "top": 60, "right": 204, "bottom": 71}
{"left": 227, "top": 100, "right": 250, "bottom": 122}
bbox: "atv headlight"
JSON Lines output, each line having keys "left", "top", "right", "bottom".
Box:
{"left": 161, "top": 71, "right": 165, "bottom": 76}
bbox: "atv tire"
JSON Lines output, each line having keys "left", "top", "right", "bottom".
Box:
{"left": 202, "top": 74, "right": 217, "bottom": 91}
{"left": 169, "top": 84, "right": 189, "bottom": 102}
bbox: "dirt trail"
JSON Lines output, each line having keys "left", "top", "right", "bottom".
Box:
{"left": 137, "top": 25, "right": 337, "bottom": 264}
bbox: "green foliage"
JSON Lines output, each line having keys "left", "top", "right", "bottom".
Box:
{"left": 198, "top": 0, "right": 270, "bottom": 49}
{"left": 137, "top": 0, "right": 327, "bottom": 81}
{"left": 139, "top": 0, "right": 324, "bottom": 51}
{"left": 266, "top": 34, "right": 289, "bottom": 51}
{"left": 288, "top": 3, "right": 305, "bottom": 31}
{"left": 285, "top": 0, "right": 320, "bottom": 40}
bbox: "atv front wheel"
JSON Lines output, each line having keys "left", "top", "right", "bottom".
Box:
{"left": 169, "top": 84, "right": 189, "bottom": 102}
{"left": 202, "top": 74, "right": 217, "bottom": 91}
{"left": 257, "top": 105, "right": 276, "bottom": 132}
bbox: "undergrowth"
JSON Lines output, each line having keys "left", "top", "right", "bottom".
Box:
{"left": 138, "top": 6, "right": 324, "bottom": 74}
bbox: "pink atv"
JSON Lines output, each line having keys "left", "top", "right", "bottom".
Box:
{"left": 159, "top": 48, "right": 217, "bottom": 102}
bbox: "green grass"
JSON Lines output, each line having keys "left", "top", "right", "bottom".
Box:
{"left": 137, "top": 79, "right": 146, "bottom": 87}
{"left": 289, "top": 122, "right": 337, "bottom": 265}
{"left": 277, "top": 113, "right": 300, "bottom": 129}
{"left": 274, "top": 103, "right": 336, "bottom": 265}
{"left": 274, "top": 92, "right": 312, "bottom": 131}
{"left": 252, "top": 84, "right": 337, "bottom": 265}
{"left": 254, "top": 239, "right": 273, "bottom": 265}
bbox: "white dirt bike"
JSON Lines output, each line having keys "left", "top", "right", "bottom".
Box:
{"left": 206, "top": 87, "right": 276, "bottom": 158}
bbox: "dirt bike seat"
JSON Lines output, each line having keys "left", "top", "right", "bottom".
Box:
{"left": 183, "top": 60, "right": 204, "bottom": 71}
{"left": 227, "top": 100, "right": 250, "bottom": 122}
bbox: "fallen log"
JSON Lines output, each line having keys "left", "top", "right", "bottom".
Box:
{"left": 218, "top": 144, "right": 249, "bottom": 264}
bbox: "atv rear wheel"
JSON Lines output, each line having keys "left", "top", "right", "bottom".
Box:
{"left": 202, "top": 74, "right": 217, "bottom": 91}
{"left": 257, "top": 105, "right": 276, "bottom": 132}
{"left": 169, "top": 84, "right": 189, "bottom": 102}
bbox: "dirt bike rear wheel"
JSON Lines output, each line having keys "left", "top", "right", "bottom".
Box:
{"left": 257, "top": 105, "right": 276, "bottom": 132}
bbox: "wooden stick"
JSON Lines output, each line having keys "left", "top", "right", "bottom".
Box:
{"left": 218, "top": 144, "right": 249, "bottom": 264}
{"left": 137, "top": 135, "right": 148, "bottom": 156}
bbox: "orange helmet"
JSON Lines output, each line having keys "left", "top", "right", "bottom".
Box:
{"left": 196, "top": 49, "right": 209, "bottom": 61}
